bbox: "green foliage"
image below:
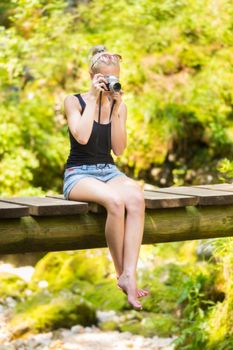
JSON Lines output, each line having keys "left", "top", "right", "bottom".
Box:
{"left": 0, "top": 242, "right": 230, "bottom": 342}
{"left": 0, "top": 1, "right": 233, "bottom": 345}
{"left": 172, "top": 274, "right": 215, "bottom": 349}
{"left": 0, "top": 0, "right": 232, "bottom": 193}
{"left": 217, "top": 158, "right": 233, "bottom": 183}
{"left": 203, "top": 238, "right": 233, "bottom": 349}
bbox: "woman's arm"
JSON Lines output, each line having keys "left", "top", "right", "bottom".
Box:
{"left": 111, "top": 102, "right": 127, "bottom": 156}
{"left": 64, "top": 94, "right": 97, "bottom": 145}
{"left": 64, "top": 73, "right": 107, "bottom": 144}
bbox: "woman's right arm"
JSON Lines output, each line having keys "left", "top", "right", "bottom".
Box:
{"left": 64, "top": 73, "right": 108, "bottom": 144}
{"left": 64, "top": 94, "right": 97, "bottom": 144}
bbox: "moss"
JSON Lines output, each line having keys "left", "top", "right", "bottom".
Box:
{"left": 29, "top": 250, "right": 113, "bottom": 292}
{"left": 119, "top": 319, "right": 144, "bottom": 336}
{"left": 85, "top": 278, "right": 127, "bottom": 311}
{"left": 99, "top": 320, "right": 119, "bottom": 331}
{"left": 55, "top": 252, "right": 111, "bottom": 287}
{"left": 0, "top": 272, "right": 27, "bottom": 299}
{"left": 29, "top": 251, "right": 70, "bottom": 291}
{"left": 119, "top": 313, "right": 179, "bottom": 337}
{"left": 9, "top": 289, "right": 97, "bottom": 334}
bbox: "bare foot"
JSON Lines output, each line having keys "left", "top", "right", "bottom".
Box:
{"left": 116, "top": 276, "right": 150, "bottom": 298}
{"left": 117, "top": 273, "right": 143, "bottom": 310}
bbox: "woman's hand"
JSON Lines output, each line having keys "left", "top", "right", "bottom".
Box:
{"left": 110, "top": 90, "right": 124, "bottom": 112}
{"left": 90, "top": 73, "right": 108, "bottom": 99}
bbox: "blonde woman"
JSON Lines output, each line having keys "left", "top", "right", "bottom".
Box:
{"left": 63, "top": 45, "right": 149, "bottom": 310}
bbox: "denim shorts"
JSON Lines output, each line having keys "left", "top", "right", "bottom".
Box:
{"left": 63, "top": 163, "right": 127, "bottom": 200}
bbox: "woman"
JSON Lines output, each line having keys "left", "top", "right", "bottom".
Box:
{"left": 63, "top": 45, "right": 149, "bottom": 310}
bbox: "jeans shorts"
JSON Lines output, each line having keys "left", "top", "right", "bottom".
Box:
{"left": 63, "top": 163, "right": 127, "bottom": 200}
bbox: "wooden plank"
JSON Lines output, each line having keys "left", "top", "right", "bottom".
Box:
{"left": 46, "top": 194, "right": 106, "bottom": 213}
{"left": 46, "top": 194, "right": 73, "bottom": 200}
{"left": 193, "top": 184, "right": 233, "bottom": 192}
{"left": 148, "top": 186, "right": 233, "bottom": 205}
{"left": 144, "top": 191, "right": 198, "bottom": 208}
{"left": 48, "top": 192, "right": 197, "bottom": 211}
{"left": 0, "top": 201, "right": 29, "bottom": 219}
{"left": 0, "top": 196, "right": 88, "bottom": 216}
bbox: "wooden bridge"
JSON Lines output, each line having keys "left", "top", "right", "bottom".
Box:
{"left": 1, "top": 183, "right": 233, "bottom": 254}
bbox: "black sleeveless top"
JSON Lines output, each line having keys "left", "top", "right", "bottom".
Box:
{"left": 64, "top": 93, "right": 115, "bottom": 169}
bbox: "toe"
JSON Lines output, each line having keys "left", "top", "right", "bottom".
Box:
{"left": 135, "top": 302, "right": 142, "bottom": 309}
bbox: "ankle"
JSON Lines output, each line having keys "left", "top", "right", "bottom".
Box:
{"left": 121, "top": 269, "right": 136, "bottom": 278}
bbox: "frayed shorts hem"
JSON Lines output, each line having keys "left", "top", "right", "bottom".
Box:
{"left": 63, "top": 163, "right": 127, "bottom": 200}
{"left": 63, "top": 173, "right": 126, "bottom": 200}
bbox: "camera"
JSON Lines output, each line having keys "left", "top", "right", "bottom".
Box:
{"left": 104, "top": 75, "right": 121, "bottom": 92}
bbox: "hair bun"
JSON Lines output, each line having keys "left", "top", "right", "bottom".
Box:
{"left": 90, "top": 45, "right": 107, "bottom": 57}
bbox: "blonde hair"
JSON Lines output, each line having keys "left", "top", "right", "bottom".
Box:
{"left": 88, "top": 44, "right": 122, "bottom": 73}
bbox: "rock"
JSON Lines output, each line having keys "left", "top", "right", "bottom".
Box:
{"left": 0, "top": 345, "right": 16, "bottom": 350}
{"left": 70, "top": 325, "right": 84, "bottom": 333}
{"left": 152, "top": 335, "right": 177, "bottom": 347}
{"left": 96, "top": 310, "right": 117, "bottom": 322}
{"left": 196, "top": 240, "right": 215, "bottom": 261}
{"left": 24, "top": 332, "right": 53, "bottom": 348}
{"left": 5, "top": 298, "right": 16, "bottom": 308}
{"left": 84, "top": 326, "right": 93, "bottom": 333}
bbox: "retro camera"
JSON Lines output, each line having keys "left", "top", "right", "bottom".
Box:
{"left": 104, "top": 75, "right": 121, "bottom": 92}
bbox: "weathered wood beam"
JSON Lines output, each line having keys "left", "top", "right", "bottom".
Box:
{"left": 1, "top": 184, "right": 233, "bottom": 254}
{"left": 0, "top": 204, "right": 233, "bottom": 254}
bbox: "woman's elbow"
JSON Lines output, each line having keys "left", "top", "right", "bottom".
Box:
{"left": 74, "top": 133, "right": 88, "bottom": 145}
{"left": 113, "top": 150, "right": 121, "bottom": 156}
{"left": 78, "top": 138, "right": 87, "bottom": 145}
{"left": 73, "top": 130, "right": 90, "bottom": 145}
{"left": 113, "top": 147, "right": 126, "bottom": 156}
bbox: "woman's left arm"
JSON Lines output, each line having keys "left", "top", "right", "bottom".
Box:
{"left": 111, "top": 91, "right": 127, "bottom": 156}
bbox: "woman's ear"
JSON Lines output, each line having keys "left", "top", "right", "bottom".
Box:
{"left": 89, "top": 70, "right": 93, "bottom": 79}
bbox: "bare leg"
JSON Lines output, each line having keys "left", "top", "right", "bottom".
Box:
{"left": 114, "top": 216, "right": 149, "bottom": 299}
{"left": 106, "top": 175, "right": 149, "bottom": 309}
{"left": 104, "top": 198, "right": 125, "bottom": 277}
{"left": 68, "top": 177, "right": 126, "bottom": 280}
{"left": 68, "top": 176, "right": 148, "bottom": 309}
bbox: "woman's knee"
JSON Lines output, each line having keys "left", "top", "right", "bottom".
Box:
{"left": 106, "top": 194, "right": 125, "bottom": 215}
{"left": 125, "top": 188, "right": 145, "bottom": 212}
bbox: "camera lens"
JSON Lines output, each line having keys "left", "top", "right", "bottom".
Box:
{"left": 113, "top": 82, "right": 121, "bottom": 92}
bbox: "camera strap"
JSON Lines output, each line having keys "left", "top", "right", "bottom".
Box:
{"left": 94, "top": 91, "right": 116, "bottom": 168}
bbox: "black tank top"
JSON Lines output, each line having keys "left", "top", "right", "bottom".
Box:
{"left": 64, "top": 93, "right": 115, "bottom": 169}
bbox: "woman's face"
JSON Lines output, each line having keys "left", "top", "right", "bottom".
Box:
{"left": 90, "top": 64, "right": 120, "bottom": 96}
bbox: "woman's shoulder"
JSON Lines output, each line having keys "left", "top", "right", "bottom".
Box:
{"left": 63, "top": 93, "right": 84, "bottom": 114}
{"left": 64, "top": 91, "right": 88, "bottom": 99}
{"left": 64, "top": 91, "right": 89, "bottom": 104}
{"left": 78, "top": 92, "right": 91, "bottom": 103}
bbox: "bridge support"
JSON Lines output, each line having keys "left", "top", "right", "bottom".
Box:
{"left": 0, "top": 204, "right": 233, "bottom": 254}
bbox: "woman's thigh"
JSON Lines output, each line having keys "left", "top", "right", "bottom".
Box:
{"left": 106, "top": 175, "right": 145, "bottom": 211}
{"left": 68, "top": 176, "right": 123, "bottom": 210}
